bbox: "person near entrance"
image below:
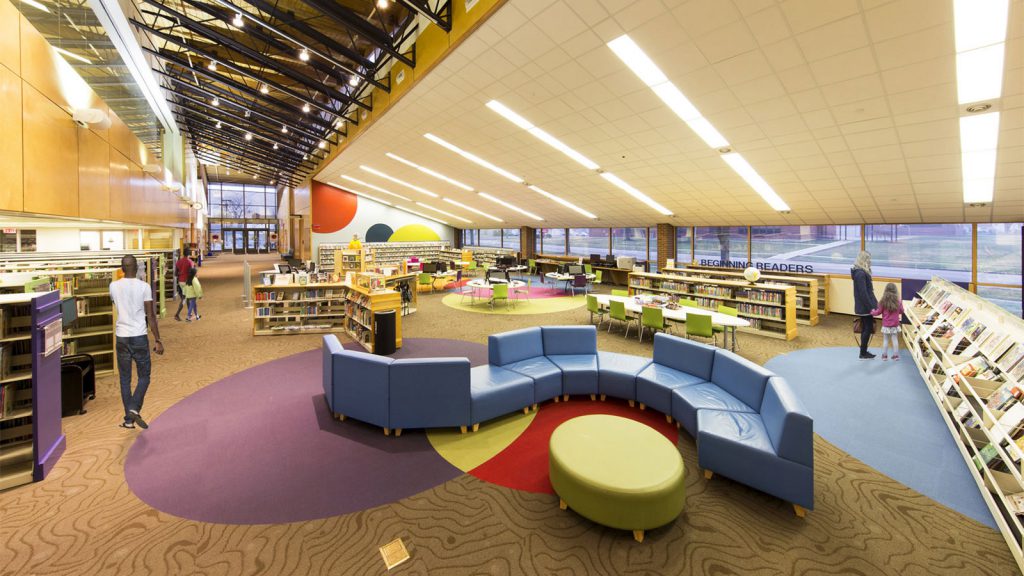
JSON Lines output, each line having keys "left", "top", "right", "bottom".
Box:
{"left": 174, "top": 251, "right": 193, "bottom": 321}
{"left": 110, "top": 255, "right": 164, "bottom": 430}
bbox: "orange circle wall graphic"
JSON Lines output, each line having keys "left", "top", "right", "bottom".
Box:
{"left": 311, "top": 181, "right": 358, "bottom": 233}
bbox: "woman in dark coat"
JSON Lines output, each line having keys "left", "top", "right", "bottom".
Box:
{"left": 852, "top": 250, "right": 878, "bottom": 359}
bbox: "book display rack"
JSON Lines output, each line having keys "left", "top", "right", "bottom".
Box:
{"left": 362, "top": 241, "right": 450, "bottom": 269}
{"left": 343, "top": 281, "right": 402, "bottom": 353}
{"left": 627, "top": 271, "right": 798, "bottom": 340}
{"left": 463, "top": 246, "right": 516, "bottom": 268}
{"left": 252, "top": 283, "right": 348, "bottom": 336}
{"left": 317, "top": 243, "right": 345, "bottom": 272}
{"left": 336, "top": 249, "right": 363, "bottom": 277}
{"left": 664, "top": 265, "right": 819, "bottom": 326}
{"left": 903, "top": 277, "right": 1024, "bottom": 571}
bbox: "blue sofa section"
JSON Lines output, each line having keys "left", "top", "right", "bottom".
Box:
{"left": 322, "top": 329, "right": 814, "bottom": 514}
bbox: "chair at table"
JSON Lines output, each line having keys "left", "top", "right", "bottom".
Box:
{"left": 593, "top": 269, "right": 603, "bottom": 289}
{"left": 612, "top": 289, "right": 629, "bottom": 297}
{"left": 680, "top": 298, "right": 699, "bottom": 307}
{"left": 527, "top": 259, "right": 537, "bottom": 276}
{"left": 490, "top": 283, "right": 510, "bottom": 311}
{"left": 713, "top": 304, "right": 739, "bottom": 349}
{"left": 450, "top": 270, "right": 463, "bottom": 291}
{"left": 467, "top": 261, "right": 478, "bottom": 277}
{"left": 458, "top": 278, "right": 476, "bottom": 305}
{"left": 584, "top": 263, "right": 593, "bottom": 275}
{"left": 514, "top": 279, "right": 531, "bottom": 304}
{"left": 685, "top": 312, "right": 717, "bottom": 346}
{"left": 417, "top": 272, "right": 433, "bottom": 294}
{"left": 570, "top": 274, "right": 588, "bottom": 297}
{"left": 608, "top": 300, "right": 636, "bottom": 338}
{"left": 639, "top": 306, "right": 672, "bottom": 343}
{"left": 586, "top": 294, "right": 606, "bottom": 327}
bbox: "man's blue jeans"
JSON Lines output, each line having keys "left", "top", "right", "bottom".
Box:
{"left": 116, "top": 335, "right": 151, "bottom": 421}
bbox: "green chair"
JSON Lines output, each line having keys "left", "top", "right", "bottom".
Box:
{"left": 417, "top": 272, "right": 433, "bottom": 294}
{"left": 685, "top": 312, "right": 716, "bottom": 346}
{"left": 527, "top": 259, "right": 537, "bottom": 276}
{"left": 608, "top": 300, "right": 636, "bottom": 338}
{"left": 639, "top": 306, "right": 672, "bottom": 342}
{"left": 593, "top": 269, "right": 603, "bottom": 287}
{"left": 680, "top": 299, "right": 699, "bottom": 307}
{"left": 467, "top": 261, "right": 478, "bottom": 276}
{"left": 713, "top": 305, "right": 739, "bottom": 349}
{"left": 586, "top": 294, "right": 606, "bottom": 327}
{"left": 490, "top": 283, "right": 509, "bottom": 311}
{"left": 612, "top": 289, "right": 629, "bottom": 297}
{"left": 514, "top": 279, "right": 532, "bottom": 305}
{"left": 584, "top": 263, "right": 594, "bottom": 275}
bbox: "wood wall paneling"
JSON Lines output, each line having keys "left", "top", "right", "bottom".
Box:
{"left": 78, "top": 128, "right": 110, "bottom": 220}
{"left": 0, "top": 64, "right": 23, "bottom": 211}
{"left": 0, "top": 0, "right": 20, "bottom": 74}
{"left": 22, "top": 81, "right": 78, "bottom": 217}
{"left": 109, "top": 150, "right": 130, "bottom": 222}
{"left": 109, "top": 110, "right": 131, "bottom": 157}
{"left": 19, "top": 14, "right": 105, "bottom": 119}
{"left": 129, "top": 163, "right": 144, "bottom": 222}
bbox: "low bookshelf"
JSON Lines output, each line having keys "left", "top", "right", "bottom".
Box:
{"left": 627, "top": 271, "right": 798, "bottom": 340}
{"left": 252, "top": 283, "right": 347, "bottom": 336}
{"left": 336, "top": 249, "right": 363, "bottom": 277}
{"left": 343, "top": 278, "right": 402, "bottom": 353}
{"left": 680, "top": 263, "right": 829, "bottom": 317}
{"left": 903, "top": 276, "right": 1024, "bottom": 571}
{"left": 664, "top": 266, "right": 819, "bottom": 326}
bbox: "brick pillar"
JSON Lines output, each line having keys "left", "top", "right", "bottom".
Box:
{"left": 453, "top": 228, "right": 463, "bottom": 249}
{"left": 521, "top": 226, "right": 535, "bottom": 259}
{"left": 656, "top": 223, "right": 675, "bottom": 270}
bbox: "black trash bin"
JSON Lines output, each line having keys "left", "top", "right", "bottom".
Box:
{"left": 373, "top": 310, "right": 397, "bottom": 356}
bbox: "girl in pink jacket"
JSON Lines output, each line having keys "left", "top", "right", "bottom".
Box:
{"left": 871, "top": 283, "right": 904, "bottom": 360}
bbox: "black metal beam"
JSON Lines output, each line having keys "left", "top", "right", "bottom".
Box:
{"left": 184, "top": 125, "right": 312, "bottom": 173}
{"left": 192, "top": 146, "right": 295, "bottom": 185}
{"left": 396, "top": 0, "right": 452, "bottom": 32}
{"left": 189, "top": 137, "right": 301, "bottom": 185}
{"left": 171, "top": 108, "right": 324, "bottom": 167}
{"left": 299, "top": 0, "right": 414, "bottom": 68}
{"left": 186, "top": 130, "right": 310, "bottom": 175}
{"left": 137, "top": 0, "right": 370, "bottom": 112}
{"left": 168, "top": 100, "right": 321, "bottom": 159}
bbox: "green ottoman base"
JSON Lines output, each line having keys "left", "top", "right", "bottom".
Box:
{"left": 549, "top": 414, "right": 685, "bottom": 542}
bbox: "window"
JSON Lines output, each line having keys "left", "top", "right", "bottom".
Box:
{"left": 865, "top": 224, "right": 971, "bottom": 282}
{"left": 541, "top": 228, "right": 566, "bottom": 255}
{"left": 207, "top": 183, "right": 281, "bottom": 253}
{"left": 502, "top": 228, "right": 520, "bottom": 250}
{"left": 0, "top": 231, "right": 16, "bottom": 253}
{"left": 80, "top": 231, "right": 101, "bottom": 251}
{"left": 977, "top": 223, "right": 1022, "bottom": 285}
{"left": 750, "top": 225, "right": 861, "bottom": 274}
{"left": 478, "top": 229, "right": 501, "bottom": 248}
{"left": 19, "top": 230, "right": 36, "bottom": 252}
{"left": 569, "top": 228, "right": 609, "bottom": 256}
{"left": 977, "top": 286, "right": 1022, "bottom": 318}
{"left": 694, "top": 226, "right": 747, "bottom": 267}
{"left": 676, "top": 227, "right": 692, "bottom": 264}
{"left": 461, "top": 229, "right": 478, "bottom": 246}
{"left": 611, "top": 228, "right": 646, "bottom": 261}
{"left": 535, "top": 228, "right": 542, "bottom": 254}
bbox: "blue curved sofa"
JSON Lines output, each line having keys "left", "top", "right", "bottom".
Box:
{"left": 322, "top": 328, "right": 814, "bottom": 515}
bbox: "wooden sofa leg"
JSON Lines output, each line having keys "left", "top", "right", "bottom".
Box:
{"left": 523, "top": 407, "right": 530, "bottom": 415}
{"left": 532, "top": 403, "right": 538, "bottom": 411}
{"left": 628, "top": 400, "right": 635, "bottom": 408}
{"left": 384, "top": 428, "right": 390, "bottom": 436}
{"left": 559, "top": 498, "right": 567, "bottom": 510}
{"left": 563, "top": 394, "right": 569, "bottom": 401}
{"left": 704, "top": 469, "right": 714, "bottom": 480}
{"left": 472, "top": 423, "right": 480, "bottom": 432}
{"left": 460, "top": 425, "right": 467, "bottom": 434}
{"left": 676, "top": 421, "right": 681, "bottom": 429}
{"left": 639, "top": 403, "right": 646, "bottom": 411}
{"left": 665, "top": 414, "right": 672, "bottom": 424}
{"left": 395, "top": 429, "right": 402, "bottom": 437}
{"left": 793, "top": 504, "right": 807, "bottom": 518}
{"left": 600, "top": 394, "right": 607, "bottom": 401}
{"left": 590, "top": 394, "right": 596, "bottom": 401}
{"left": 633, "top": 530, "right": 644, "bottom": 543}
{"left": 554, "top": 396, "right": 560, "bottom": 403}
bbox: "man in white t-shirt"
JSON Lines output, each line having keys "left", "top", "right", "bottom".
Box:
{"left": 109, "top": 255, "right": 164, "bottom": 430}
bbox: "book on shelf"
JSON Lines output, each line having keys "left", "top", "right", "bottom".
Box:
{"left": 986, "top": 384, "right": 1023, "bottom": 412}
{"left": 973, "top": 443, "right": 1001, "bottom": 470}
{"left": 998, "top": 344, "right": 1024, "bottom": 375}
{"left": 0, "top": 382, "right": 13, "bottom": 418}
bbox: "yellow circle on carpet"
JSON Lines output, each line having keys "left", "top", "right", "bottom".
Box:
{"left": 441, "top": 293, "right": 586, "bottom": 315}
{"left": 427, "top": 409, "right": 536, "bottom": 472}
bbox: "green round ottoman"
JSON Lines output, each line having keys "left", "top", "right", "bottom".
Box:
{"left": 549, "top": 414, "right": 685, "bottom": 542}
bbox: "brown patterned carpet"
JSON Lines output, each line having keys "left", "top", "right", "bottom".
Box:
{"left": 0, "top": 254, "right": 1016, "bottom": 575}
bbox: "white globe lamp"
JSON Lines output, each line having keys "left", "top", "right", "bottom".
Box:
{"left": 743, "top": 267, "right": 761, "bottom": 283}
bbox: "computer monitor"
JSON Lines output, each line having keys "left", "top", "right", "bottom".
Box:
{"left": 61, "top": 297, "right": 78, "bottom": 329}
{"left": 275, "top": 263, "right": 292, "bottom": 274}
{"left": 606, "top": 254, "right": 614, "bottom": 263}
{"left": 436, "top": 261, "right": 448, "bottom": 273}
{"left": 496, "top": 255, "right": 516, "bottom": 268}
{"left": 567, "top": 265, "right": 584, "bottom": 276}
{"left": 422, "top": 262, "right": 437, "bottom": 274}
{"left": 590, "top": 254, "right": 602, "bottom": 264}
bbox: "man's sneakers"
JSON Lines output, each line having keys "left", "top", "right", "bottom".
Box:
{"left": 119, "top": 421, "right": 135, "bottom": 429}
{"left": 128, "top": 410, "right": 149, "bottom": 429}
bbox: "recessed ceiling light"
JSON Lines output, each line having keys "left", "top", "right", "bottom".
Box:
{"left": 384, "top": 153, "right": 474, "bottom": 191}
{"left": 415, "top": 202, "right": 471, "bottom": 223}
{"left": 478, "top": 192, "right": 543, "bottom": 221}
{"left": 442, "top": 198, "right": 502, "bottom": 222}
{"left": 244, "top": 133, "right": 252, "bottom": 141}
{"left": 339, "top": 175, "right": 411, "bottom": 201}
{"left": 956, "top": 44, "right": 1006, "bottom": 104}
{"left": 953, "top": 0, "right": 1009, "bottom": 53}
{"left": 299, "top": 48, "right": 310, "bottom": 62}
{"left": 302, "top": 103, "right": 311, "bottom": 113}
{"left": 327, "top": 181, "right": 393, "bottom": 207}
{"left": 211, "top": 96, "right": 219, "bottom": 107}
{"left": 259, "top": 84, "right": 269, "bottom": 95}
{"left": 232, "top": 13, "right": 244, "bottom": 27}
{"left": 359, "top": 165, "right": 440, "bottom": 198}
{"left": 527, "top": 185, "right": 597, "bottom": 219}
{"left": 720, "top": 153, "right": 790, "bottom": 212}
{"left": 207, "top": 60, "right": 217, "bottom": 71}
{"left": 376, "top": 0, "right": 389, "bottom": 9}
{"left": 349, "top": 75, "right": 360, "bottom": 87}
{"left": 424, "top": 133, "right": 524, "bottom": 183}
{"left": 959, "top": 112, "right": 1000, "bottom": 203}
{"left": 318, "top": 140, "right": 326, "bottom": 149}
{"left": 598, "top": 172, "right": 672, "bottom": 216}
{"left": 485, "top": 100, "right": 599, "bottom": 170}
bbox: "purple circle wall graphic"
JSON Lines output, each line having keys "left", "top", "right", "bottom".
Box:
{"left": 365, "top": 223, "right": 393, "bottom": 243}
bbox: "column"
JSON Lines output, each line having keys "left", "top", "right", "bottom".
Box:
{"left": 656, "top": 223, "right": 675, "bottom": 270}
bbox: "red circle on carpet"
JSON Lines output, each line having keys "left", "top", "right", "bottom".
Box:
{"left": 468, "top": 398, "right": 678, "bottom": 494}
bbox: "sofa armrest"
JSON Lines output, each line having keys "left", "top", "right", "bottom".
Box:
{"left": 322, "top": 335, "right": 345, "bottom": 412}
{"left": 760, "top": 376, "right": 813, "bottom": 467}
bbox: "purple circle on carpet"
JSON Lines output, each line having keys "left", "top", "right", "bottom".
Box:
{"left": 124, "top": 338, "right": 486, "bottom": 524}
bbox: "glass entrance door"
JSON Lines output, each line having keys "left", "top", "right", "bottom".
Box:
{"left": 256, "top": 230, "right": 268, "bottom": 252}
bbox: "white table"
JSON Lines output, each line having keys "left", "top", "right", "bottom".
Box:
{"left": 464, "top": 279, "right": 527, "bottom": 308}
{"left": 593, "top": 295, "right": 750, "bottom": 350}
{"left": 545, "top": 272, "right": 596, "bottom": 293}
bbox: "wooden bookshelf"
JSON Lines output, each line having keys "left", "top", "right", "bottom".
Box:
{"left": 343, "top": 281, "right": 402, "bottom": 353}
{"left": 363, "top": 241, "right": 450, "bottom": 268}
{"left": 317, "top": 243, "right": 345, "bottom": 272}
{"left": 336, "top": 249, "right": 363, "bottom": 277}
{"left": 903, "top": 277, "right": 1024, "bottom": 572}
{"left": 0, "top": 291, "right": 65, "bottom": 492}
{"left": 678, "top": 263, "right": 829, "bottom": 317}
{"left": 252, "top": 283, "right": 348, "bottom": 336}
{"left": 627, "top": 271, "right": 798, "bottom": 341}
{"left": 664, "top": 266, "right": 819, "bottom": 326}
{"left": 463, "top": 246, "right": 516, "bottom": 268}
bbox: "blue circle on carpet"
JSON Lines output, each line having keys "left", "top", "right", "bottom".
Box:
{"left": 124, "top": 338, "right": 486, "bottom": 524}
{"left": 365, "top": 223, "right": 393, "bottom": 243}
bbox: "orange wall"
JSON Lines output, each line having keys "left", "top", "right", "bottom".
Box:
{"left": 0, "top": 0, "right": 189, "bottom": 228}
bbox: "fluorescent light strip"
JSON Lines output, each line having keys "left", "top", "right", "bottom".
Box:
{"left": 954, "top": 0, "right": 1009, "bottom": 52}
{"left": 478, "top": 192, "right": 543, "bottom": 221}
{"left": 527, "top": 185, "right": 597, "bottom": 220}
{"left": 385, "top": 153, "right": 474, "bottom": 191}
{"left": 359, "top": 165, "right": 439, "bottom": 198}
{"left": 959, "top": 112, "right": 1000, "bottom": 203}
{"left": 414, "top": 202, "right": 472, "bottom": 223}
{"left": 424, "top": 133, "right": 524, "bottom": 183}
{"left": 952, "top": 0, "right": 1007, "bottom": 104}
{"left": 720, "top": 153, "right": 790, "bottom": 212}
{"left": 54, "top": 47, "right": 91, "bottom": 65}
{"left": 339, "top": 175, "right": 411, "bottom": 202}
{"left": 442, "top": 198, "right": 502, "bottom": 222}
{"left": 485, "top": 101, "right": 599, "bottom": 170}
{"left": 956, "top": 43, "right": 1006, "bottom": 104}
{"left": 22, "top": 0, "right": 49, "bottom": 13}
{"left": 396, "top": 206, "right": 448, "bottom": 226}
{"left": 598, "top": 173, "right": 672, "bottom": 216}
{"left": 326, "top": 181, "right": 392, "bottom": 206}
